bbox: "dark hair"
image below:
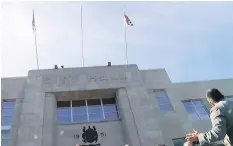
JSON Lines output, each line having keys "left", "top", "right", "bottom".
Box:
{"left": 206, "top": 88, "right": 224, "bottom": 102}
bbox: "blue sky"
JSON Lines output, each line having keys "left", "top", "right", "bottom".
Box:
{"left": 1, "top": 1, "right": 233, "bottom": 82}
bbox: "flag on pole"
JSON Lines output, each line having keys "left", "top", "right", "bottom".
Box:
{"left": 32, "top": 9, "right": 39, "bottom": 69}
{"left": 124, "top": 12, "right": 133, "bottom": 26}
{"left": 32, "top": 10, "right": 36, "bottom": 32}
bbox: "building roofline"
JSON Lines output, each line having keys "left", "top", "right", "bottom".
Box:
{"left": 1, "top": 76, "right": 27, "bottom": 80}
{"left": 29, "top": 64, "right": 138, "bottom": 72}
{"left": 172, "top": 77, "right": 233, "bottom": 84}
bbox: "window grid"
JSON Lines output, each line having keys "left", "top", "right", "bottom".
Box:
{"left": 70, "top": 101, "right": 73, "bottom": 122}
{"left": 1, "top": 100, "right": 16, "bottom": 146}
{"left": 183, "top": 99, "right": 209, "bottom": 121}
{"left": 85, "top": 99, "right": 89, "bottom": 121}
{"left": 154, "top": 90, "right": 174, "bottom": 111}
{"left": 1, "top": 129, "right": 10, "bottom": 146}
{"left": 1, "top": 100, "right": 16, "bottom": 127}
{"left": 100, "top": 99, "right": 105, "bottom": 119}
{"left": 57, "top": 98, "right": 119, "bottom": 123}
{"left": 191, "top": 101, "right": 202, "bottom": 120}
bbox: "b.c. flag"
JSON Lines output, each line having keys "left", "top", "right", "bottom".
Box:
{"left": 32, "top": 10, "right": 36, "bottom": 32}
{"left": 124, "top": 12, "right": 133, "bottom": 26}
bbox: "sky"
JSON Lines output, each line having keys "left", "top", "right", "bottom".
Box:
{"left": 1, "top": 1, "right": 233, "bottom": 82}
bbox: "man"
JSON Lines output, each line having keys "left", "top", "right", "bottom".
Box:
{"left": 186, "top": 88, "right": 233, "bottom": 145}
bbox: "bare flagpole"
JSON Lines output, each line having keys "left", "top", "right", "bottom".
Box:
{"left": 32, "top": 9, "right": 39, "bottom": 70}
{"left": 124, "top": 21, "right": 128, "bottom": 65}
{"left": 34, "top": 31, "right": 39, "bottom": 70}
{"left": 81, "top": 6, "right": 84, "bottom": 67}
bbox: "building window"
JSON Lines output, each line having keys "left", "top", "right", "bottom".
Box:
{"left": 226, "top": 95, "right": 233, "bottom": 101}
{"left": 182, "top": 100, "right": 209, "bottom": 121}
{"left": 1, "top": 100, "right": 16, "bottom": 146}
{"left": 1, "top": 100, "right": 16, "bottom": 126}
{"left": 155, "top": 90, "right": 173, "bottom": 111}
{"left": 1, "top": 130, "right": 10, "bottom": 146}
{"left": 57, "top": 98, "right": 119, "bottom": 123}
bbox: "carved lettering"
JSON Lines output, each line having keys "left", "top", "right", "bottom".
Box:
{"left": 70, "top": 75, "right": 80, "bottom": 84}
{"left": 87, "top": 76, "right": 96, "bottom": 82}
{"left": 43, "top": 74, "right": 127, "bottom": 85}
{"left": 43, "top": 76, "right": 55, "bottom": 84}
{"left": 74, "top": 134, "right": 80, "bottom": 139}
{"left": 100, "top": 132, "right": 106, "bottom": 137}
{"left": 59, "top": 76, "right": 71, "bottom": 85}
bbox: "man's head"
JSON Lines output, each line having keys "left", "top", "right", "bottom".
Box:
{"left": 206, "top": 88, "right": 224, "bottom": 107}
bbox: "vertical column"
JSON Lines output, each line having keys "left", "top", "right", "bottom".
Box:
{"left": 116, "top": 88, "right": 141, "bottom": 146}
{"left": 16, "top": 75, "right": 44, "bottom": 146}
{"left": 42, "top": 93, "right": 56, "bottom": 146}
{"left": 121, "top": 67, "right": 166, "bottom": 146}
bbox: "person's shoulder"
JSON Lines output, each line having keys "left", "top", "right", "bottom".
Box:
{"left": 210, "top": 101, "right": 225, "bottom": 113}
{"left": 210, "top": 100, "right": 231, "bottom": 114}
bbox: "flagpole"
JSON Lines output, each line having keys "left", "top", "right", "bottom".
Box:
{"left": 34, "top": 32, "right": 39, "bottom": 70}
{"left": 32, "top": 10, "right": 39, "bottom": 70}
{"left": 81, "top": 6, "right": 84, "bottom": 67}
{"left": 124, "top": 24, "right": 128, "bottom": 65}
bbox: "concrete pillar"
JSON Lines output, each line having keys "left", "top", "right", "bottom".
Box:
{"left": 42, "top": 93, "right": 56, "bottom": 146}
{"left": 116, "top": 88, "right": 141, "bottom": 146}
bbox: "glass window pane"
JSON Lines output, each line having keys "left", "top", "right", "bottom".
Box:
{"left": 89, "top": 113, "right": 104, "bottom": 121}
{"left": 184, "top": 106, "right": 196, "bottom": 113}
{"left": 57, "top": 107, "right": 71, "bottom": 115}
{"left": 192, "top": 100, "right": 204, "bottom": 107}
{"left": 155, "top": 91, "right": 173, "bottom": 110}
{"left": 102, "top": 98, "right": 116, "bottom": 104}
{"left": 72, "top": 106, "right": 87, "bottom": 115}
{"left": 199, "top": 114, "right": 210, "bottom": 120}
{"left": 1, "top": 100, "right": 15, "bottom": 127}
{"left": 1, "top": 130, "right": 10, "bottom": 146}
{"left": 183, "top": 101, "right": 193, "bottom": 107}
{"left": 57, "top": 115, "right": 71, "bottom": 123}
{"left": 103, "top": 104, "right": 117, "bottom": 113}
{"left": 105, "top": 112, "right": 118, "bottom": 120}
{"left": 2, "top": 100, "right": 16, "bottom": 108}
{"left": 87, "top": 99, "right": 102, "bottom": 115}
{"left": 202, "top": 99, "right": 211, "bottom": 112}
{"left": 57, "top": 101, "right": 70, "bottom": 107}
{"left": 183, "top": 102, "right": 195, "bottom": 113}
{"left": 1, "top": 140, "right": 7, "bottom": 146}
{"left": 1, "top": 108, "right": 14, "bottom": 115}
{"left": 156, "top": 96, "right": 170, "bottom": 104}
{"left": 155, "top": 90, "right": 166, "bottom": 97}
{"left": 159, "top": 104, "right": 173, "bottom": 111}
{"left": 195, "top": 106, "right": 208, "bottom": 115}
{"left": 73, "top": 115, "right": 87, "bottom": 122}
{"left": 1, "top": 116, "right": 13, "bottom": 126}
{"left": 188, "top": 113, "right": 200, "bottom": 121}
{"left": 1, "top": 130, "right": 10, "bottom": 138}
{"left": 88, "top": 105, "right": 103, "bottom": 114}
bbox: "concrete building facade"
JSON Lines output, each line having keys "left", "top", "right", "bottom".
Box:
{"left": 1, "top": 64, "right": 233, "bottom": 146}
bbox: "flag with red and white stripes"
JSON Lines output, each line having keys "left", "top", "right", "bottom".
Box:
{"left": 124, "top": 12, "right": 133, "bottom": 26}
{"left": 32, "top": 10, "right": 36, "bottom": 32}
